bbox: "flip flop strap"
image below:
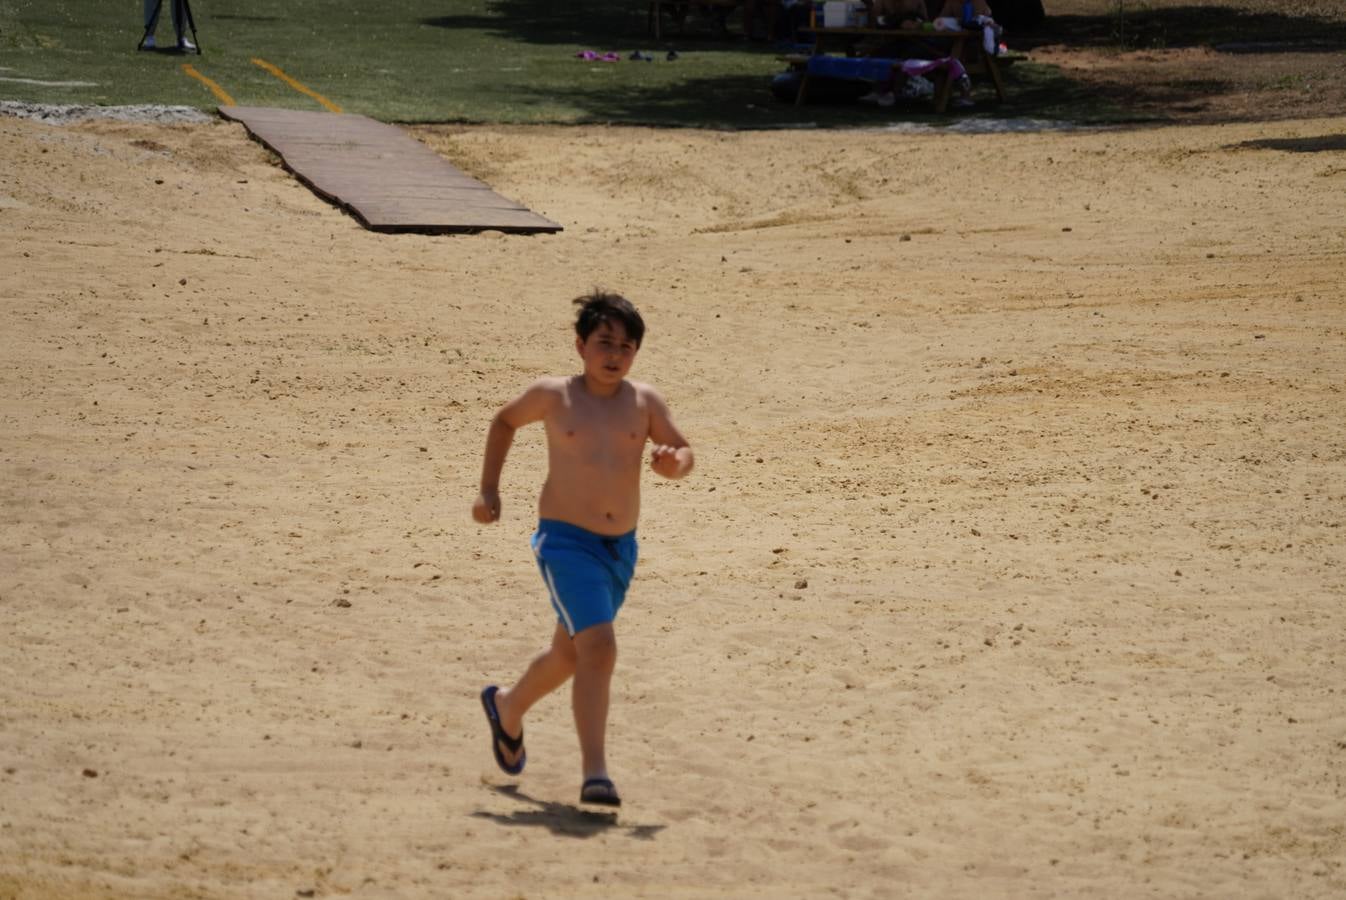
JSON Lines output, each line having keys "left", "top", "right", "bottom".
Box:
{"left": 496, "top": 724, "right": 524, "bottom": 753}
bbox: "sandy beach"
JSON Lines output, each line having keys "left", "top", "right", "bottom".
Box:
{"left": 2, "top": 110, "right": 1344, "bottom": 897}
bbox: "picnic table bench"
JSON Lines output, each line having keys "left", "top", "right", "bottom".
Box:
{"left": 791, "top": 24, "right": 1009, "bottom": 113}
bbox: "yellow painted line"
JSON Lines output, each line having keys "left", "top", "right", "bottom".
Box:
{"left": 181, "top": 63, "right": 235, "bottom": 106}
{"left": 250, "top": 58, "right": 342, "bottom": 113}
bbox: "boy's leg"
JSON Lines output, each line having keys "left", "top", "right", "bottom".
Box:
{"left": 571, "top": 622, "right": 618, "bottom": 781}
{"left": 494, "top": 622, "right": 577, "bottom": 763}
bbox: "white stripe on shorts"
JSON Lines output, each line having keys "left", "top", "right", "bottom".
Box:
{"left": 533, "top": 533, "right": 576, "bottom": 636}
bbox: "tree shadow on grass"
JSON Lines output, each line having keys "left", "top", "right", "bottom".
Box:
{"left": 1015, "top": 5, "right": 1346, "bottom": 52}
{"left": 993, "top": 62, "right": 1134, "bottom": 122}
{"left": 993, "top": 6, "right": 1346, "bottom": 125}
{"left": 414, "top": 1, "right": 1337, "bottom": 126}
{"left": 498, "top": 70, "right": 992, "bottom": 127}
{"left": 1008, "top": 65, "right": 1245, "bottom": 122}
{"left": 421, "top": 0, "right": 764, "bottom": 50}
{"left": 471, "top": 784, "right": 666, "bottom": 840}
{"left": 422, "top": 0, "right": 1346, "bottom": 54}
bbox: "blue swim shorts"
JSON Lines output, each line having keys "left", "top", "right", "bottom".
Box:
{"left": 531, "top": 518, "right": 638, "bottom": 637}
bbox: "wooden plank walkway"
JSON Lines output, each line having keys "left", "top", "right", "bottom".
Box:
{"left": 218, "top": 106, "right": 562, "bottom": 235}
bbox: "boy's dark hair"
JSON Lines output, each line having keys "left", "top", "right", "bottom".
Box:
{"left": 573, "top": 290, "right": 645, "bottom": 347}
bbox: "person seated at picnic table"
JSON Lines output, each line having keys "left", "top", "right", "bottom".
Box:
{"left": 873, "top": 0, "right": 928, "bottom": 29}
{"left": 866, "top": 0, "right": 943, "bottom": 60}
{"left": 856, "top": 0, "right": 975, "bottom": 109}
{"left": 864, "top": 0, "right": 942, "bottom": 57}
{"left": 934, "top": 0, "right": 1003, "bottom": 54}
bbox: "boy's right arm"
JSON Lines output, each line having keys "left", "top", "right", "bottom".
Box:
{"left": 472, "top": 379, "right": 557, "bottom": 524}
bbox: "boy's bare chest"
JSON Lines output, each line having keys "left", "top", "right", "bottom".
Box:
{"left": 547, "top": 393, "right": 647, "bottom": 456}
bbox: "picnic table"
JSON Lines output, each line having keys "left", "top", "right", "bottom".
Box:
{"left": 792, "top": 23, "right": 1008, "bottom": 113}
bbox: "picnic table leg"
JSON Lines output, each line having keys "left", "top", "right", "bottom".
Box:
{"left": 982, "top": 49, "right": 1006, "bottom": 102}
{"left": 795, "top": 39, "right": 821, "bottom": 107}
{"left": 932, "top": 66, "right": 952, "bottom": 114}
{"left": 932, "top": 37, "right": 964, "bottom": 113}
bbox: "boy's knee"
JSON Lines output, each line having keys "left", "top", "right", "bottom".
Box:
{"left": 549, "top": 623, "right": 579, "bottom": 664}
{"left": 573, "top": 625, "right": 617, "bottom": 670}
{"left": 557, "top": 640, "right": 579, "bottom": 666}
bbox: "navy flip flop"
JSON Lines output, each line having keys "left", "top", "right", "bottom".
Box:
{"left": 580, "top": 777, "right": 621, "bottom": 807}
{"left": 480, "top": 685, "right": 526, "bottom": 776}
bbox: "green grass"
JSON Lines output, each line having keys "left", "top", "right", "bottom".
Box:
{"left": 0, "top": 0, "right": 1091, "bottom": 127}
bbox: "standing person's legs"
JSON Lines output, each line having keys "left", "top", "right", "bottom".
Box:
{"left": 143, "top": 0, "right": 160, "bottom": 35}
{"left": 171, "top": 0, "right": 194, "bottom": 49}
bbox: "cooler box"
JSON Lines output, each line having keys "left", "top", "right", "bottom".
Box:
{"left": 822, "top": 1, "right": 865, "bottom": 27}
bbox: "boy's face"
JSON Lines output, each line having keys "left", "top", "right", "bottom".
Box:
{"left": 576, "top": 319, "right": 639, "bottom": 387}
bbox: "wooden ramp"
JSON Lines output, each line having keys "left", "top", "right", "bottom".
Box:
{"left": 219, "top": 106, "right": 562, "bottom": 235}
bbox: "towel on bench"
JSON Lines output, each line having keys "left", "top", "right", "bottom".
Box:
{"left": 805, "top": 54, "right": 966, "bottom": 83}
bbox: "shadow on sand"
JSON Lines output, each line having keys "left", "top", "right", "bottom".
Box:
{"left": 1231, "top": 134, "right": 1346, "bottom": 153}
{"left": 472, "top": 784, "right": 666, "bottom": 840}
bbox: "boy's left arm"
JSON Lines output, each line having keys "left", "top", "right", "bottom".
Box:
{"left": 646, "top": 388, "right": 694, "bottom": 480}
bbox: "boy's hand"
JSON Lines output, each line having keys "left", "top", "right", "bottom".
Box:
{"left": 472, "top": 489, "right": 501, "bottom": 523}
{"left": 650, "top": 445, "right": 691, "bottom": 479}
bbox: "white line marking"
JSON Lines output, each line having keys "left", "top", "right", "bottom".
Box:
{"left": 0, "top": 76, "right": 98, "bottom": 87}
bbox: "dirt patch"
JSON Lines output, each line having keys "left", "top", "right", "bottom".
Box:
{"left": 0, "top": 100, "right": 212, "bottom": 125}
{"left": 1013, "top": 0, "right": 1346, "bottom": 124}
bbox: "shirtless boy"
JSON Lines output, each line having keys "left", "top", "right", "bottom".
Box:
{"left": 473, "top": 291, "right": 694, "bottom": 807}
